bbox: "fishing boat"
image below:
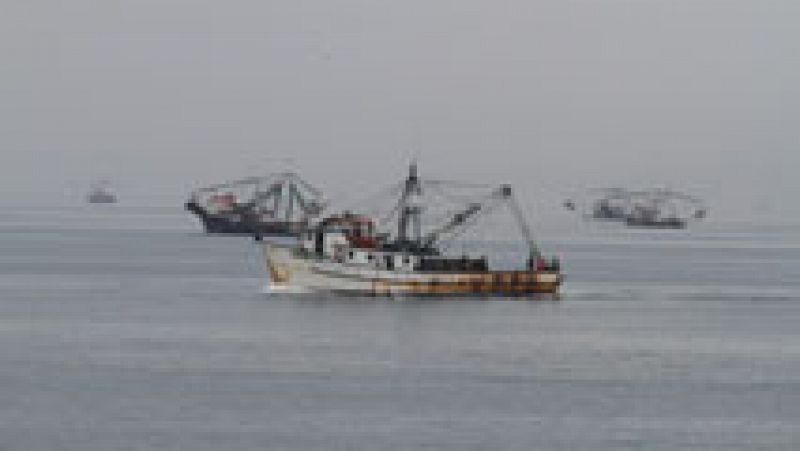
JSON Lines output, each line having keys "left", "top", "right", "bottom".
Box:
{"left": 565, "top": 187, "right": 708, "bottom": 229}
{"left": 261, "top": 164, "right": 562, "bottom": 296}
{"left": 185, "top": 172, "right": 325, "bottom": 236}
{"left": 86, "top": 181, "right": 117, "bottom": 204}
{"left": 590, "top": 188, "right": 630, "bottom": 221}
{"left": 624, "top": 189, "right": 708, "bottom": 229}
{"left": 625, "top": 205, "right": 686, "bottom": 229}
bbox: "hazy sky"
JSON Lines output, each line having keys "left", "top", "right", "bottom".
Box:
{"left": 2, "top": 0, "right": 798, "bottom": 218}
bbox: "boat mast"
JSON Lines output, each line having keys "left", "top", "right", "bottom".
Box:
{"left": 397, "top": 162, "right": 423, "bottom": 247}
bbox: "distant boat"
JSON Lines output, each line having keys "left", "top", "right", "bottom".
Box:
{"left": 185, "top": 172, "right": 325, "bottom": 236}
{"left": 565, "top": 187, "right": 708, "bottom": 229}
{"left": 87, "top": 182, "right": 117, "bottom": 204}
{"left": 625, "top": 205, "right": 686, "bottom": 229}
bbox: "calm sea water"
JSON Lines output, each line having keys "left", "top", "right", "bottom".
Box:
{"left": 1, "top": 206, "right": 798, "bottom": 450}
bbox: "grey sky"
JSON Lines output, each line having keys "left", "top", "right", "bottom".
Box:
{"left": 2, "top": 0, "right": 798, "bottom": 218}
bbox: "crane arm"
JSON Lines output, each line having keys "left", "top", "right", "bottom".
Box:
{"left": 421, "top": 202, "right": 485, "bottom": 249}
{"left": 421, "top": 185, "right": 510, "bottom": 249}
{"left": 421, "top": 184, "right": 542, "bottom": 260}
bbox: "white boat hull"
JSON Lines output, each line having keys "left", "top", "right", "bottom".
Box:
{"left": 264, "top": 243, "right": 562, "bottom": 296}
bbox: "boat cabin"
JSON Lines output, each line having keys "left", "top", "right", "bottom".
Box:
{"left": 301, "top": 212, "right": 499, "bottom": 273}
{"left": 302, "top": 213, "right": 379, "bottom": 258}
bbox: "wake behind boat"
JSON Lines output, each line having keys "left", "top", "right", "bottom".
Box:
{"left": 261, "top": 164, "right": 562, "bottom": 296}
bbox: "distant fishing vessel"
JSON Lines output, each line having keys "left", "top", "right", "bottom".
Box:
{"left": 590, "top": 188, "right": 630, "bottom": 221}
{"left": 564, "top": 187, "right": 708, "bottom": 229}
{"left": 625, "top": 205, "right": 687, "bottom": 229}
{"left": 262, "top": 164, "right": 562, "bottom": 296}
{"left": 624, "top": 189, "right": 708, "bottom": 229}
{"left": 86, "top": 182, "right": 117, "bottom": 204}
{"left": 185, "top": 173, "right": 325, "bottom": 236}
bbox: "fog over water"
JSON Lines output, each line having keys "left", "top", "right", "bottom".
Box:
{"left": 2, "top": 0, "right": 799, "bottom": 219}
{"left": 3, "top": 3, "right": 800, "bottom": 448}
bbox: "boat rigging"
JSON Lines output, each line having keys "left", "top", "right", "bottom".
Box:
{"left": 186, "top": 172, "right": 326, "bottom": 235}
{"left": 261, "top": 163, "right": 562, "bottom": 296}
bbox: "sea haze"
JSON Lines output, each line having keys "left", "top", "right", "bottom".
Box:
{"left": 1, "top": 206, "right": 798, "bottom": 450}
